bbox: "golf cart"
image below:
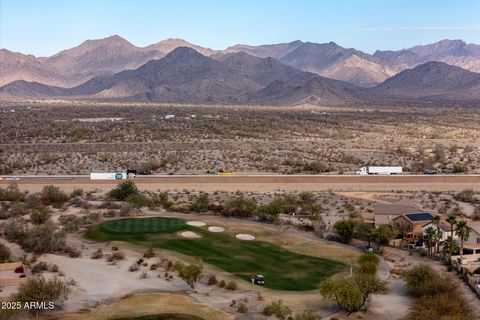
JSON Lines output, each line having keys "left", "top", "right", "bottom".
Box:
{"left": 254, "top": 274, "right": 264, "bottom": 286}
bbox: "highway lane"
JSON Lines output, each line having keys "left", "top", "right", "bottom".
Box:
{"left": 1, "top": 174, "right": 480, "bottom": 185}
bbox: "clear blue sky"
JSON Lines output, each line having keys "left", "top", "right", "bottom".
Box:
{"left": 1, "top": 0, "right": 480, "bottom": 57}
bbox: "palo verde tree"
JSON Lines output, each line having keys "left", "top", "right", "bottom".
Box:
{"left": 320, "top": 252, "right": 387, "bottom": 314}
{"left": 177, "top": 260, "right": 203, "bottom": 291}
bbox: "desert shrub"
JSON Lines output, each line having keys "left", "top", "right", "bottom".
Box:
{"left": 14, "top": 276, "right": 72, "bottom": 314}
{"left": 225, "top": 281, "right": 238, "bottom": 290}
{"left": 40, "top": 185, "right": 69, "bottom": 207}
{"left": 0, "top": 183, "right": 25, "bottom": 202}
{"left": 128, "top": 263, "right": 139, "bottom": 272}
{"left": 107, "top": 251, "right": 125, "bottom": 262}
{"left": 70, "top": 188, "right": 84, "bottom": 198}
{"left": 454, "top": 189, "right": 476, "bottom": 203}
{"left": 169, "top": 202, "right": 190, "bottom": 213}
{"left": 109, "top": 181, "right": 139, "bottom": 201}
{"left": 18, "top": 195, "right": 39, "bottom": 213}
{"left": 91, "top": 249, "right": 103, "bottom": 259}
{"left": 8, "top": 202, "right": 29, "bottom": 217}
{"left": 303, "top": 161, "right": 328, "bottom": 173}
{"left": 125, "top": 193, "right": 152, "bottom": 208}
{"left": 223, "top": 197, "right": 257, "bottom": 218}
{"left": 0, "top": 243, "right": 11, "bottom": 263}
{"left": 404, "top": 264, "right": 473, "bottom": 320}
{"left": 58, "top": 214, "right": 83, "bottom": 232}
{"left": 208, "top": 274, "right": 218, "bottom": 285}
{"left": 294, "top": 310, "right": 322, "bottom": 320}
{"left": 64, "top": 246, "right": 81, "bottom": 258}
{"left": 237, "top": 302, "right": 248, "bottom": 313}
{"left": 2, "top": 218, "right": 26, "bottom": 242}
{"left": 218, "top": 280, "right": 226, "bottom": 288}
{"left": 119, "top": 203, "right": 133, "bottom": 216}
{"left": 22, "top": 222, "right": 66, "bottom": 254}
{"left": 30, "top": 207, "right": 51, "bottom": 224}
{"left": 150, "top": 263, "right": 159, "bottom": 270}
{"left": 143, "top": 248, "right": 155, "bottom": 259}
{"left": 190, "top": 193, "right": 209, "bottom": 213}
{"left": 453, "top": 162, "right": 468, "bottom": 173}
{"left": 258, "top": 198, "right": 285, "bottom": 221}
{"left": 31, "top": 261, "right": 49, "bottom": 274}
{"left": 406, "top": 292, "right": 472, "bottom": 320}
{"left": 155, "top": 192, "right": 172, "bottom": 209}
{"left": 263, "top": 300, "right": 292, "bottom": 320}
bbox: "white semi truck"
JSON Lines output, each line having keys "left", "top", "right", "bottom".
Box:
{"left": 90, "top": 170, "right": 135, "bottom": 180}
{"left": 356, "top": 166, "right": 402, "bottom": 175}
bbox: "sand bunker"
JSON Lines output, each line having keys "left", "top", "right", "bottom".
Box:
{"left": 187, "top": 221, "right": 207, "bottom": 227}
{"left": 208, "top": 226, "right": 225, "bottom": 232}
{"left": 235, "top": 234, "right": 255, "bottom": 240}
{"left": 180, "top": 231, "right": 202, "bottom": 238}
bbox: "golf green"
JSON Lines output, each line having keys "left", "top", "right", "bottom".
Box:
{"left": 88, "top": 217, "right": 345, "bottom": 291}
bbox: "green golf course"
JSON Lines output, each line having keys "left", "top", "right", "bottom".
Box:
{"left": 88, "top": 217, "right": 345, "bottom": 291}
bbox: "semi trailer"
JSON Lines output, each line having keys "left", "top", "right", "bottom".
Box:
{"left": 356, "top": 166, "right": 402, "bottom": 175}
{"left": 89, "top": 170, "right": 135, "bottom": 180}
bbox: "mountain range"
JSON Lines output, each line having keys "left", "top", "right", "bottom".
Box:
{"left": 1, "top": 36, "right": 480, "bottom": 105}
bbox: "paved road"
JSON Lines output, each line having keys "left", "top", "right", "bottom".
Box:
{"left": 2, "top": 174, "right": 480, "bottom": 193}
{"left": 1, "top": 174, "right": 480, "bottom": 184}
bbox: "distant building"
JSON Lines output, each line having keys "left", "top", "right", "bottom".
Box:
{"left": 373, "top": 199, "right": 421, "bottom": 227}
{"left": 392, "top": 212, "right": 436, "bottom": 236}
{"left": 422, "top": 221, "right": 455, "bottom": 242}
{"left": 463, "top": 221, "right": 480, "bottom": 254}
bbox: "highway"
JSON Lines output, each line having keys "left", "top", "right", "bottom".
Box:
{"left": 1, "top": 174, "right": 479, "bottom": 193}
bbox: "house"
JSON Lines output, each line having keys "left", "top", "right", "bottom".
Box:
{"left": 462, "top": 221, "right": 480, "bottom": 254}
{"left": 422, "top": 221, "right": 455, "bottom": 242}
{"left": 392, "top": 212, "right": 436, "bottom": 236}
{"left": 373, "top": 199, "right": 421, "bottom": 227}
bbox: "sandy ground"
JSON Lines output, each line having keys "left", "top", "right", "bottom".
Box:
{"left": 236, "top": 234, "right": 255, "bottom": 240}
{"left": 208, "top": 226, "right": 225, "bottom": 232}
{"left": 187, "top": 221, "right": 207, "bottom": 227}
{"left": 180, "top": 231, "right": 202, "bottom": 238}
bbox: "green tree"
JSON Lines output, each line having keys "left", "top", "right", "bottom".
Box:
{"left": 442, "top": 236, "right": 459, "bottom": 261}
{"left": 423, "top": 226, "right": 437, "bottom": 256}
{"left": 355, "top": 222, "right": 375, "bottom": 247}
{"left": 177, "top": 261, "right": 203, "bottom": 290}
{"left": 357, "top": 252, "right": 380, "bottom": 275}
{"left": 109, "top": 181, "right": 139, "bottom": 201}
{"left": 320, "top": 253, "right": 386, "bottom": 314}
{"left": 333, "top": 219, "right": 356, "bottom": 244}
{"left": 446, "top": 214, "right": 457, "bottom": 237}
{"left": 373, "top": 225, "right": 398, "bottom": 251}
{"left": 455, "top": 220, "right": 471, "bottom": 265}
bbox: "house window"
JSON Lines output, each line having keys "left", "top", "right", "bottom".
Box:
{"left": 477, "top": 237, "right": 480, "bottom": 244}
